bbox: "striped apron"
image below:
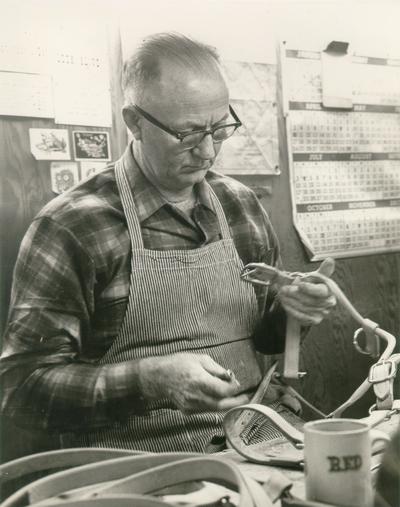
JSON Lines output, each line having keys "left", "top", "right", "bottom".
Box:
{"left": 80, "top": 158, "right": 263, "bottom": 452}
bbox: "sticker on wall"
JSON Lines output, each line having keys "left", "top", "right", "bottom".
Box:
{"left": 29, "top": 128, "right": 70, "bottom": 160}
{"left": 73, "top": 131, "right": 111, "bottom": 161}
{"left": 80, "top": 161, "right": 107, "bottom": 180}
{"left": 50, "top": 162, "right": 79, "bottom": 194}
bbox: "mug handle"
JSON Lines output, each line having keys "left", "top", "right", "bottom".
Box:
{"left": 370, "top": 429, "right": 390, "bottom": 455}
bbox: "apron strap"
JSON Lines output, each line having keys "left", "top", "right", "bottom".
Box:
{"left": 115, "top": 156, "right": 233, "bottom": 247}
{"left": 206, "top": 183, "right": 232, "bottom": 240}
{"left": 115, "top": 158, "right": 145, "bottom": 249}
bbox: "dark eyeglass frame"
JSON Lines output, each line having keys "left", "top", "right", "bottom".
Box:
{"left": 131, "top": 104, "right": 242, "bottom": 144}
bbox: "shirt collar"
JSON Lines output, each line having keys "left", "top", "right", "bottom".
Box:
{"left": 119, "top": 143, "right": 215, "bottom": 223}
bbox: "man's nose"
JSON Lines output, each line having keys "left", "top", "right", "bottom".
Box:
{"left": 193, "top": 133, "right": 216, "bottom": 160}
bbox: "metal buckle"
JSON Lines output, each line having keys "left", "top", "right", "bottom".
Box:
{"left": 353, "top": 328, "right": 374, "bottom": 356}
{"left": 241, "top": 263, "right": 295, "bottom": 287}
{"left": 368, "top": 359, "right": 398, "bottom": 384}
{"left": 369, "top": 402, "right": 400, "bottom": 416}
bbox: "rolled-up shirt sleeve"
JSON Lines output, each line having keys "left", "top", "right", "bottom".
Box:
{"left": 0, "top": 217, "right": 143, "bottom": 432}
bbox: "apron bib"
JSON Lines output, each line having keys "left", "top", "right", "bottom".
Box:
{"left": 78, "top": 157, "right": 262, "bottom": 452}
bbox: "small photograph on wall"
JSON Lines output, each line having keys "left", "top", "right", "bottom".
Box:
{"left": 50, "top": 162, "right": 79, "bottom": 194}
{"left": 29, "top": 128, "right": 71, "bottom": 160}
{"left": 73, "top": 131, "right": 111, "bottom": 161}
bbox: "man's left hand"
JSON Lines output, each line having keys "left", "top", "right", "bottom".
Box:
{"left": 278, "top": 258, "right": 336, "bottom": 325}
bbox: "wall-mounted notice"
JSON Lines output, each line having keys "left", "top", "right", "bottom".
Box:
{"left": 0, "top": 72, "right": 54, "bottom": 118}
{"left": 53, "top": 32, "right": 112, "bottom": 127}
{"left": 0, "top": 6, "right": 111, "bottom": 125}
{"left": 283, "top": 46, "right": 400, "bottom": 260}
{"left": 52, "top": 26, "right": 112, "bottom": 127}
{"left": 213, "top": 61, "right": 279, "bottom": 175}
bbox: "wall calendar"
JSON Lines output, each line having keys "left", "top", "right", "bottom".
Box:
{"left": 282, "top": 45, "right": 400, "bottom": 260}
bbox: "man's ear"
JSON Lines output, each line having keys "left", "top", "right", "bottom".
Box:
{"left": 122, "top": 107, "right": 142, "bottom": 140}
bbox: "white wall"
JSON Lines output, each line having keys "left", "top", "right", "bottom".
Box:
{"left": 117, "top": 0, "right": 400, "bottom": 62}
{"left": 6, "top": 0, "right": 400, "bottom": 64}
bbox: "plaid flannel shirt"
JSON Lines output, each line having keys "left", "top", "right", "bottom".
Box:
{"left": 0, "top": 144, "right": 286, "bottom": 432}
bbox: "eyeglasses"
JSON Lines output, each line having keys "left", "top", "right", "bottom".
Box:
{"left": 131, "top": 104, "right": 242, "bottom": 149}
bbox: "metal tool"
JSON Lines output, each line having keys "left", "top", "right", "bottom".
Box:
{"left": 241, "top": 263, "right": 297, "bottom": 288}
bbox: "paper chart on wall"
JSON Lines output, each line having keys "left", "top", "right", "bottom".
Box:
{"left": 53, "top": 75, "right": 112, "bottom": 127}
{"left": 0, "top": 7, "right": 112, "bottom": 125}
{"left": 0, "top": 17, "right": 54, "bottom": 119}
{"left": 0, "top": 72, "right": 54, "bottom": 118}
{"left": 284, "top": 49, "right": 400, "bottom": 107}
{"left": 213, "top": 61, "right": 279, "bottom": 175}
{"left": 0, "top": 8, "right": 51, "bottom": 74}
{"left": 284, "top": 47, "right": 400, "bottom": 260}
{"left": 51, "top": 22, "right": 112, "bottom": 127}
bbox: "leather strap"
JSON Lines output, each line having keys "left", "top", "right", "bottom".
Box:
{"left": 240, "top": 264, "right": 303, "bottom": 380}
{"left": 360, "top": 318, "right": 380, "bottom": 358}
{"left": 368, "top": 353, "right": 400, "bottom": 410}
{"left": 283, "top": 317, "right": 302, "bottom": 379}
{"left": 29, "top": 495, "right": 173, "bottom": 507}
{"left": 0, "top": 448, "right": 141, "bottom": 484}
{"left": 0, "top": 453, "right": 181, "bottom": 507}
{"left": 7, "top": 454, "right": 197, "bottom": 506}
{"left": 1, "top": 452, "right": 274, "bottom": 507}
{"left": 281, "top": 495, "right": 337, "bottom": 507}
{"left": 83, "top": 457, "right": 271, "bottom": 507}
{"left": 242, "top": 262, "right": 398, "bottom": 416}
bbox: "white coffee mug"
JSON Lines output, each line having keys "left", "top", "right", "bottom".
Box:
{"left": 304, "top": 418, "right": 389, "bottom": 507}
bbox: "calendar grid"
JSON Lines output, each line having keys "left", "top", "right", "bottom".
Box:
{"left": 284, "top": 47, "right": 400, "bottom": 259}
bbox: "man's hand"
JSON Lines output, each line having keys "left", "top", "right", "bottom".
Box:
{"left": 138, "top": 353, "right": 250, "bottom": 414}
{"left": 278, "top": 258, "right": 337, "bottom": 325}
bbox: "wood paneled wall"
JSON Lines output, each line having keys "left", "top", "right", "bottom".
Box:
{"left": 1, "top": 25, "right": 399, "bottom": 461}
{"left": 262, "top": 116, "right": 400, "bottom": 419}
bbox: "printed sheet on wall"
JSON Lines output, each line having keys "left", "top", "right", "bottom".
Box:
{"left": 282, "top": 46, "right": 400, "bottom": 260}
{"left": 0, "top": 5, "right": 112, "bottom": 126}
{"left": 213, "top": 61, "right": 280, "bottom": 175}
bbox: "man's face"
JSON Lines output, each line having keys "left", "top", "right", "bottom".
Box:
{"left": 134, "top": 63, "right": 230, "bottom": 194}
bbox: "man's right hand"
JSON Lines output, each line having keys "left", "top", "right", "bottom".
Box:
{"left": 138, "top": 353, "right": 250, "bottom": 414}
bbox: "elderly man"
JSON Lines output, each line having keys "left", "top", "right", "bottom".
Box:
{"left": 0, "top": 33, "right": 335, "bottom": 452}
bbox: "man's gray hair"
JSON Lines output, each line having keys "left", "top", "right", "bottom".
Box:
{"left": 122, "top": 32, "right": 222, "bottom": 106}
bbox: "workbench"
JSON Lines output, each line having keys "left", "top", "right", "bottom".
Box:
{"left": 0, "top": 412, "right": 398, "bottom": 506}
{"left": 218, "top": 411, "right": 400, "bottom": 505}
